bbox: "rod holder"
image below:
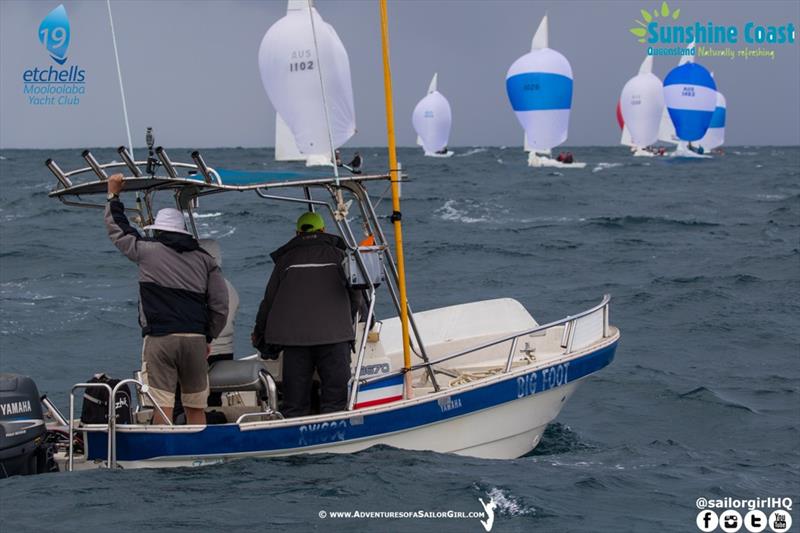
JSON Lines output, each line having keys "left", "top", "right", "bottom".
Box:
{"left": 82, "top": 150, "right": 108, "bottom": 180}
{"left": 117, "top": 146, "right": 142, "bottom": 177}
{"left": 45, "top": 158, "right": 72, "bottom": 188}
{"left": 191, "top": 150, "right": 213, "bottom": 184}
{"left": 155, "top": 146, "right": 178, "bottom": 179}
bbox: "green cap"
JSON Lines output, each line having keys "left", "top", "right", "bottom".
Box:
{"left": 296, "top": 211, "right": 325, "bottom": 233}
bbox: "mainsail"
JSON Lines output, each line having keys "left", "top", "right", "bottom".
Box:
{"left": 506, "top": 15, "right": 573, "bottom": 152}
{"left": 412, "top": 73, "right": 452, "bottom": 155}
{"left": 259, "top": 1, "right": 356, "bottom": 165}
{"left": 619, "top": 55, "right": 664, "bottom": 148}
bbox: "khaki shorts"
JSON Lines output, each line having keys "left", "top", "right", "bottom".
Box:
{"left": 141, "top": 334, "right": 209, "bottom": 409}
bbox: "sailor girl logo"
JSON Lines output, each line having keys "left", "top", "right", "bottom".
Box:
{"left": 39, "top": 4, "right": 70, "bottom": 65}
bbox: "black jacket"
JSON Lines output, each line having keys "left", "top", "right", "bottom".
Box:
{"left": 105, "top": 200, "right": 228, "bottom": 340}
{"left": 253, "top": 232, "right": 362, "bottom": 348}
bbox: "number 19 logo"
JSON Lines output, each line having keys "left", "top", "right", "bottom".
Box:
{"left": 38, "top": 4, "right": 71, "bottom": 65}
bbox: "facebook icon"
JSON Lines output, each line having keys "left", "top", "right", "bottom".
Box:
{"left": 697, "top": 510, "right": 719, "bottom": 532}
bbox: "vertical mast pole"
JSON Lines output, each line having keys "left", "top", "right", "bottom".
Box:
{"left": 379, "top": 0, "right": 413, "bottom": 398}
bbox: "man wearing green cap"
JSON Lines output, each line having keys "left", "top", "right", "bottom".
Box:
{"left": 252, "top": 211, "right": 363, "bottom": 417}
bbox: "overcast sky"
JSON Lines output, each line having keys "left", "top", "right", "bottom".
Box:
{"left": 1, "top": 0, "right": 798, "bottom": 149}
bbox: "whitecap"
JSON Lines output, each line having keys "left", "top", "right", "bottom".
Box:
{"left": 434, "top": 199, "right": 491, "bottom": 224}
{"left": 592, "top": 162, "right": 623, "bottom": 173}
{"left": 485, "top": 487, "right": 537, "bottom": 517}
{"left": 194, "top": 212, "right": 223, "bottom": 219}
{"left": 456, "top": 147, "right": 488, "bottom": 157}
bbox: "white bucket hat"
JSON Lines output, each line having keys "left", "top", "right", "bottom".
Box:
{"left": 143, "top": 208, "right": 191, "bottom": 235}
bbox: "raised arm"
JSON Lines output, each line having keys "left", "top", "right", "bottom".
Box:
{"left": 103, "top": 174, "right": 143, "bottom": 262}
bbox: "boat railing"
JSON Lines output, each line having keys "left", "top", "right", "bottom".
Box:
{"left": 67, "top": 378, "right": 170, "bottom": 471}
{"left": 358, "top": 294, "right": 612, "bottom": 388}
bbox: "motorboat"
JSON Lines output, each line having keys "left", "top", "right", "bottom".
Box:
{"left": 0, "top": 144, "right": 618, "bottom": 472}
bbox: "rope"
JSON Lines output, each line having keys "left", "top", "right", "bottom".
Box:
{"left": 447, "top": 357, "right": 535, "bottom": 387}
{"left": 106, "top": 0, "right": 133, "bottom": 157}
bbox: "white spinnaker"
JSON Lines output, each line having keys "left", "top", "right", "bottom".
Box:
{"left": 620, "top": 56, "right": 664, "bottom": 148}
{"left": 412, "top": 76, "right": 452, "bottom": 154}
{"left": 417, "top": 73, "right": 438, "bottom": 147}
{"left": 259, "top": 7, "right": 355, "bottom": 160}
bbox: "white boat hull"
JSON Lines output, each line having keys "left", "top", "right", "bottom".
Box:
{"left": 528, "top": 152, "right": 586, "bottom": 168}
{"left": 59, "top": 297, "right": 618, "bottom": 471}
{"left": 669, "top": 143, "right": 712, "bottom": 159}
{"left": 424, "top": 150, "right": 455, "bottom": 158}
{"left": 65, "top": 379, "right": 583, "bottom": 470}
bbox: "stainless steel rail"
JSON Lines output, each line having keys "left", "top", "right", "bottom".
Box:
{"left": 67, "top": 379, "right": 170, "bottom": 471}
{"left": 360, "top": 295, "right": 612, "bottom": 387}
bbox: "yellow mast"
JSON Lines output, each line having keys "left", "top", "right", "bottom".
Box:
{"left": 379, "top": 0, "right": 413, "bottom": 398}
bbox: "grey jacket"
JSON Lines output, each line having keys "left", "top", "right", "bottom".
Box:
{"left": 252, "top": 232, "right": 362, "bottom": 348}
{"left": 105, "top": 200, "right": 228, "bottom": 340}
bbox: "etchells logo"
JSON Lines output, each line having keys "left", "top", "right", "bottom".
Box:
{"left": 39, "top": 4, "right": 70, "bottom": 64}
{"left": 23, "top": 4, "right": 86, "bottom": 106}
{"left": 628, "top": 1, "right": 797, "bottom": 60}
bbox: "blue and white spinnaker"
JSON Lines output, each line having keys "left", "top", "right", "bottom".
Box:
{"left": 507, "top": 15, "right": 572, "bottom": 151}
{"left": 507, "top": 16, "right": 583, "bottom": 168}
{"left": 663, "top": 62, "right": 717, "bottom": 142}
{"left": 699, "top": 91, "right": 726, "bottom": 152}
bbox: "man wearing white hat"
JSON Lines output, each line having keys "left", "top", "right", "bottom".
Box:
{"left": 104, "top": 174, "right": 228, "bottom": 425}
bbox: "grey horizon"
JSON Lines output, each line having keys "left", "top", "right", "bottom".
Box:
{"left": 1, "top": 0, "right": 798, "bottom": 150}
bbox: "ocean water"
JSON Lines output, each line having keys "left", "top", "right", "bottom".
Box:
{"left": 1, "top": 146, "right": 798, "bottom": 532}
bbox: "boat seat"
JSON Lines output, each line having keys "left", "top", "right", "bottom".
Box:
{"left": 208, "top": 360, "right": 279, "bottom": 415}
{"left": 208, "top": 360, "right": 271, "bottom": 392}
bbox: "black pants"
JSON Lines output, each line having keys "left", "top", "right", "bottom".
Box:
{"left": 282, "top": 342, "right": 351, "bottom": 418}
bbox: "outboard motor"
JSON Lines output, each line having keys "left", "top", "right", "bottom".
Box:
{"left": 0, "top": 373, "right": 56, "bottom": 477}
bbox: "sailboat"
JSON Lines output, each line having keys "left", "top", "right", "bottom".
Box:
{"left": 663, "top": 55, "right": 717, "bottom": 159}
{"left": 657, "top": 44, "right": 714, "bottom": 159}
{"left": 698, "top": 81, "right": 726, "bottom": 153}
{"left": 618, "top": 55, "right": 664, "bottom": 157}
{"left": 260, "top": 0, "right": 356, "bottom": 167}
{"left": 507, "top": 15, "right": 585, "bottom": 169}
{"left": 412, "top": 73, "right": 454, "bottom": 157}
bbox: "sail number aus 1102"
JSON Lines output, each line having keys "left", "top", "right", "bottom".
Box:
{"left": 289, "top": 61, "right": 314, "bottom": 72}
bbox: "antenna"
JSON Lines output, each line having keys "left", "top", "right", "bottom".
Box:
{"left": 106, "top": 0, "right": 134, "bottom": 157}
{"left": 145, "top": 127, "right": 156, "bottom": 176}
{"left": 306, "top": 1, "right": 340, "bottom": 185}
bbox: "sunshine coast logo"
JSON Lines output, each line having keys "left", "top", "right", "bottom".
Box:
{"left": 23, "top": 4, "right": 86, "bottom": 106}
{"left": 628, "top": 1, "right": 796, "bottom": 60}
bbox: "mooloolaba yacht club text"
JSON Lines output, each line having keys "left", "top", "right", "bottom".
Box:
{"left": 22, "top": 65, "right": 85, "bottom": 106}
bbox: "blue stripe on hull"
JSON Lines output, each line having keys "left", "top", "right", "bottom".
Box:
{"left": 88, "top": 342, "right": 617, "bottom": 462}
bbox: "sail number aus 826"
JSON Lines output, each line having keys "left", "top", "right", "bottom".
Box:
{"left": 289, "top": 61, "right": 314, "bottom": 72}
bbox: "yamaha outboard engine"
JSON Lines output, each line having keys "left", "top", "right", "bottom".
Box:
{"left": 0, "top": 373, "right": 55, "bottom": 477}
